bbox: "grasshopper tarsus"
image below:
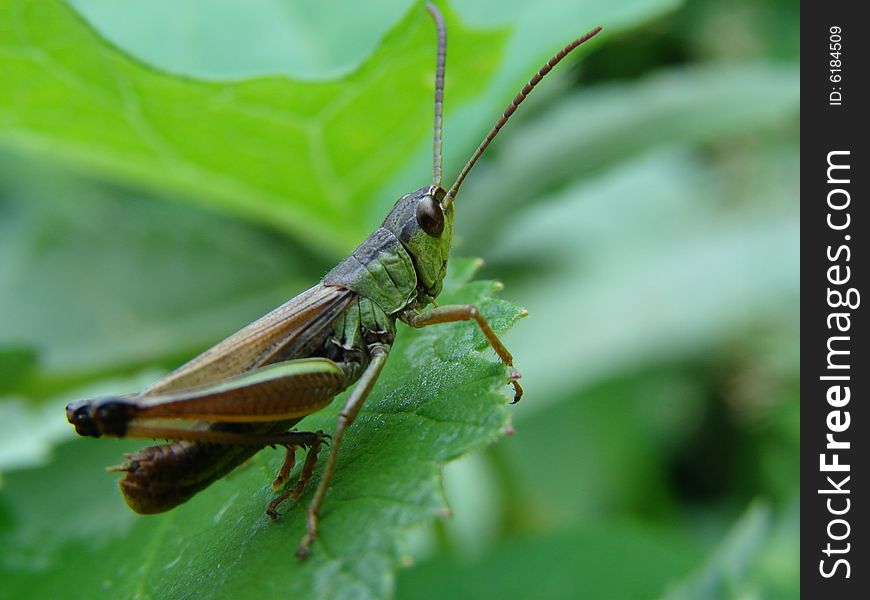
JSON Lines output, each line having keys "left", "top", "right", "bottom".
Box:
{"left": 313, "top": 430, "right": 332, "bottom": 447}
{"left": 296, "top": 510, "right": 320, "bottom": 560}
{"left": 287, "top": 478, "right": 309, "bottom": 503}
{"left": 65, "top": 3, "right": 603, "bottom": 558}
{"left": 295, "top": 543, "right": 312, "bottom": 561}
{"left": 267, "top": 431, "right": 327, "bottom": 516}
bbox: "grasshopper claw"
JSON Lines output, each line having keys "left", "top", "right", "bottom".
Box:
{"left": 508, "top": 370, "right": 523, "bottom": 403}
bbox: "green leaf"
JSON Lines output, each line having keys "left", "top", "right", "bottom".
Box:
{"left": 0, "top": 0, "right": 505, "bottom": 253}
{"left": 67, "top": 0, "right": 419, "bottom": 80}
{"left": 662, "top": 500, "right": 800, "bottom": 600}
{"left": 396, "top": 521, "right": 703, "bottom": 600}
{"left": 0, "top": 258, "right": 525, "bottom": 600}
{"left": 1, "top": 0, "right": 681, "bottom": 255}
{"left": 492, "top": 365, "right": 710, "bottom": 524}
{"left": 0, "top": 153, "right": 327, "bottom": 383}
{"left": 67, "top": 0, "right": 678, "bottom": 83}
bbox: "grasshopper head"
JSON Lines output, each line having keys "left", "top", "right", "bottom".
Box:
{"left": 380, "top": 5, "right": 600, "bottom": 307}
{"left": 381, "top": 183, "right": 453, "bottom": 305}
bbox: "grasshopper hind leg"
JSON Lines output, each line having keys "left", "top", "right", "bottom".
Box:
{"left": 266, "top": 431, "right": 329, "bottom": 519}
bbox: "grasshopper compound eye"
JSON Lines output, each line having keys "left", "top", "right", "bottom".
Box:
{"left": 416, "top": 195, "right": 445, "bottom": 236}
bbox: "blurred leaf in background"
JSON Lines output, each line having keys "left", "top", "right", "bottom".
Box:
{"left": 0, "top": 0, "right": 798, "bottom": 598}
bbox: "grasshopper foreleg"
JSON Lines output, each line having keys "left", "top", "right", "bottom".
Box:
{"left": 403, "top": 304, "right": 523, "bottom": 402}
{"left": 295, "top": 344, "right": 390, "bottom": 559}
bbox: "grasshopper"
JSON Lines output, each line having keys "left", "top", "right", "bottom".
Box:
{"left": 65, "top": 3, "right": 602, "bottom": 558}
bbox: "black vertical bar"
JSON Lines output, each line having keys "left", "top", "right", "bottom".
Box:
{"left": 802, "top": 2, "right": 868, "bottom": 597}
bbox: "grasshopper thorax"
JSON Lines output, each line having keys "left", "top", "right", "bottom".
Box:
{"left": 381, "top": 184, "right": 454, "bottom": 305}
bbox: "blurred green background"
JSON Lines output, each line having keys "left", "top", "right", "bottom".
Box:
{"left": 0, "top": 0, "right": 798, "bottom": 598}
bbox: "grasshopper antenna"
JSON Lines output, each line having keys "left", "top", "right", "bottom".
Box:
{"left": 445, "top": 25, "right": 603, "bottom": 205}
{"left": 426, "top": 3, "right": 447, "bottom": 186}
